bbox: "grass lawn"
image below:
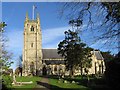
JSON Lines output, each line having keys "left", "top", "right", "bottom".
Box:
{"left": 12, "top": 76, "right": 41, "bottom": 90}
{"left": 49, "top": 78, "right": 90, "bottom": 90}
{"left": 48, "top": 75, "right": 110, "bottom": 90}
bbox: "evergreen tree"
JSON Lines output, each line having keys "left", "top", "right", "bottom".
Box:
{"left": 57, "top": 20, "right": 92, "bottom": 77}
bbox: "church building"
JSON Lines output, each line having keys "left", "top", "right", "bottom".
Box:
{"left": 22, "top": 12, "right": 105, "bottom": 76}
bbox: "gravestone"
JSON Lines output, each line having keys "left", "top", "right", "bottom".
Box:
{"left": 72, "top": 81, "right": 75, "bottom": 83}
{"left": 12, "top": 73, "right": 17, "bottom": 85}
{"left": 64, "top": 80, "right": 67, "bottom": 83}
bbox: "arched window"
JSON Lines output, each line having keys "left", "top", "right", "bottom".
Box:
{"left": 54, "top": 65, "right": 57, "bottom": 71}
{"left": 31, "top": 43, "right": 33, "bottom": 47}
{"left": 31, "top": 26, "right": 34, "bottom": 31}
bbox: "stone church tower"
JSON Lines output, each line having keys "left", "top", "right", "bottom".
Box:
{"left": 22, "top": 12, "right": 42, "bottom": 76}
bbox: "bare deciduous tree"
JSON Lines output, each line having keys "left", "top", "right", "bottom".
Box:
{"left": 0, "top": 22, "right": 13, "bottom": 89}
{"left": 59, "top": 2, "right": 120, "bottom": 52}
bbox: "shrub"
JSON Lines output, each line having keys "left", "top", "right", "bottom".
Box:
{"left": 2, "top": 75, "right": 13, "bottom": 89}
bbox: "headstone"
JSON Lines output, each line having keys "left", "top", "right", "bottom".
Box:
{"left": 12, "top": 73, "right": 16, "bottom": 85}
{"left": 10, "top": 73, "right": 12, "bottom": 76}
{"left": 64, "top": 80, "right": 67, "bottom": 83}
{"left": 19, "top": 73, "right": 21, "bottom": 77}
{"left": 76, "top": 82, "right": 79, "bottom": 84}
{"left": 62, "top": 75, "right": 64, "bottom": 78}
{"left": 59, "top": 78, "right": 61, "bottom": 81}
{"left": 71, "top": 81, "right": 75, "bottom": 83}
{"left": 58, "top": 80, "right": 61, "bottom": 83}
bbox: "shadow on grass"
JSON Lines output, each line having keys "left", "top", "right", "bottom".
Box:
{"left": 40, "top": 75, "right": 110, "bottom": 90}
{"left": 37, "top": 80, "right": 88, "bottom": 90}
{"left": 43, "top": 75, "right": 88, "bottom": 86}
{"left": 37, "top": 75, "right": 90, "bottom": 90}
{"left": 36, "top": 80, "right": 61, "bottom": 90}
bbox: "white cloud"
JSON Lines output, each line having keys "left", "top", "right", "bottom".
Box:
{"left": 6, "top": 26, "right": 91, "bottom": 54}
{"left": 89, "top": 39, "right": 110, "bottom": 50}
{"left": 42, "top": 26, "right": 70, "bottom": 46}
{"left": 5, "top": 26, "right": 71, "bottom": 54}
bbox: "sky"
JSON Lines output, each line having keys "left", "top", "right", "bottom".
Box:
{"left": 2, "top": 2, "right": 118, "bottom": 70}
{"left": 2, "top": 2, "right": 70, "bottom": 70}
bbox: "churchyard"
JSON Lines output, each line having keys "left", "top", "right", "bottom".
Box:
{"left": 9, "top": 75, "right": 109, "bottom": 90}
{"left": 1, "top": 2, "right": 119, "bottom": 90}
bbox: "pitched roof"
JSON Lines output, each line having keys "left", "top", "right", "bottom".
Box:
{"left": 91, "top": 51, "right": 104, "bottom": 60}
{"left": 42, "top": 49, "right": 64, "bottom": 59}
{"left": 42, "top": 49, "right": 104, "bottom": 61}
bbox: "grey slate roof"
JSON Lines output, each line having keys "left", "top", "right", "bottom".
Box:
{"left": 42, "top": 49, "right": 104, "bottom": 61}
{"left": 91, "top": 51, "right": 104, "bottom": 60}
{"left": 42, "top": 49, "right": 64, "bottom": 59}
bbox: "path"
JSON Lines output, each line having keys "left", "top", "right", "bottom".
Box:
{"left": 33, "top": 77, "right": 50, "bottom": 90}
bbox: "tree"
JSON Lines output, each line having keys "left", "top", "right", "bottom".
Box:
{"left": 59, "top": 2, "right": 120, "bottom": 51}
{"left": 101, "top": 51, "right": 114, "bottom": 61}
{"left": 58, "top": 30, "right": 83, "bottom": 77}
{"left": 19, "top": 55, "right": 22, "bottom": 67}
{"left": 16, "top": 55, "right": 22, "bottom": 68}
{"left": 82, "top": 47, "right": 92, "bottom": 80}
{"left": 15, "top": 67, "right": 22, "bottom": 76}
{"left": 57, "top": 20, "right": 92, "bottom": 77}
{"left": 15, "top": 55, "right": 23, "bottom": 76}
{"left": 0, "top": 22, "right": 13, "bottom": 70}
{"left": 0, "top": 22, "right": 13, "bottom": 89}
{"left": 105, "top": 51, "right": 120, "bottom": 89}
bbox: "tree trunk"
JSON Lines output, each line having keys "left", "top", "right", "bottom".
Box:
{"left": 87, "top": 74, "right": 90, "bottom": 86}
{"left": 70, "top": 67, "right": 74, "bottom": 78}
{"left": 81, "top": 67, "right": 83, "bottom": 75}
{"left": 80, "top": 64, "right": 83, "bottom": 79}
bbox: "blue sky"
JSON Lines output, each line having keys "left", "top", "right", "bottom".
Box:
{"left": 2, "top": 2, "right": 70, "bottom": 70}
{"left": 2, "top": 2, "right": 118, "bottom": 70}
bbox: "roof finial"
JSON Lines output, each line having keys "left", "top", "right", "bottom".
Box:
{"left": 25, "top": 12, "right": 29, "bottom": 21}
{"left": 37, "top": 13, "right": 40, "bottom": 24}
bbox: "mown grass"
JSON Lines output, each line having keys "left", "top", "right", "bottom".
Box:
{"left": 47, "top": 75, "right": 110, "bottom": 90}
{"left": 49, "top": 78, "right": 90, "bottom": 90}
